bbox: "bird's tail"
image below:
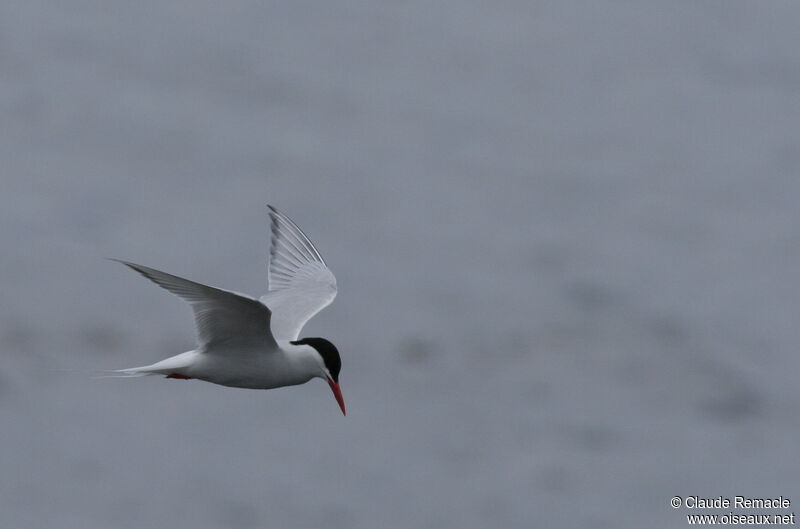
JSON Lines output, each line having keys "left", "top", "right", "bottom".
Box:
{"left": 93, "top": 369, "right": 154, "bottom": 379}
{"left": 49, "top": 367, "right": 155, "bottom": 379}
{"left": 105, "top": 351, "right": 200, "bottom": 378}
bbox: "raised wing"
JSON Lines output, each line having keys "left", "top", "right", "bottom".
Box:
{"left": 112, "top": 260, "right": 278, "bottom": 350}
{"left": 260, "top": 205, "right": 337, "bottom": 341}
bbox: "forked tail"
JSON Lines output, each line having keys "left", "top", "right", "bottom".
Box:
{"left": 108, "top": 350, "right": 200, "bottom": 379}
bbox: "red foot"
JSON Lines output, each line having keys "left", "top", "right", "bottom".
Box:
{"left": 166, "top": 373, "right": 192, "bottom": 380}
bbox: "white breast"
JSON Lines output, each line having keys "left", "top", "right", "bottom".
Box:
{"left": 187, "top": 342, "right": 321, "bottom": 389}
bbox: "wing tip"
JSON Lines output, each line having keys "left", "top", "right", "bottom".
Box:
{"left": 268, "top": 206, "right": 321, "bottom": 258}
{"left": 108, "top": 257, "right": 149, "bottom": 273}
{"left": 107, "top": 257, "right": 136, "bottom": 269}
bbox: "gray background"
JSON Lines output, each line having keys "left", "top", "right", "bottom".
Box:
{"left": 2, "top": 2, "right": 799, "bottom": 528}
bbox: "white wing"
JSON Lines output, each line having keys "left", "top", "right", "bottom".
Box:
{"left": 260, "top": 205, "right": 337, "bottom": 341}
{"left": 113, "top": 260, "right": 278, "bottom": 350}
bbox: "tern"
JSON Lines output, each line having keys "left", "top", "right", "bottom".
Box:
{"left": 111, "top": 205, "right": 345, "bottom": 415}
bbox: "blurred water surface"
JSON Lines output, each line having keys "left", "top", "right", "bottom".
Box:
{"left": 1, "top": 2, "right": 799, "bottom": 528}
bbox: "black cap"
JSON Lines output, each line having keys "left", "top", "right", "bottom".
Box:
{"left": 291, "top": 337, "right": 341, "bottom": 382}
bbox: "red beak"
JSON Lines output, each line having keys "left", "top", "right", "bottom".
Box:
{"left": 327, "top": 377, "right": 346, "bottom": 416}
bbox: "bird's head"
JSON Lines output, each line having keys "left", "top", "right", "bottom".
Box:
{"left": 290, "top": 337, "right": 345, "bottom": 416}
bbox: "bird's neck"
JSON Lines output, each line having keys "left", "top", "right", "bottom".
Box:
{"left": 281, "top": 342, "right": 323, "bottom": 378}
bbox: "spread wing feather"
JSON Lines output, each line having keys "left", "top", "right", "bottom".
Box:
{"left": 112, "top": 259, "right": 277, "bottom": 350}
{"left": 261, "top": 205, "right": 337, "bottom": 341}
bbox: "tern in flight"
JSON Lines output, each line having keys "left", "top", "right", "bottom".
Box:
{"left": 111, "top": 205, "right": 345, "bottom": 415}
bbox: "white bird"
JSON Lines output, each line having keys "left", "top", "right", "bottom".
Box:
{"left": 111, "top": 205, "right": 345, "bottom": 415}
